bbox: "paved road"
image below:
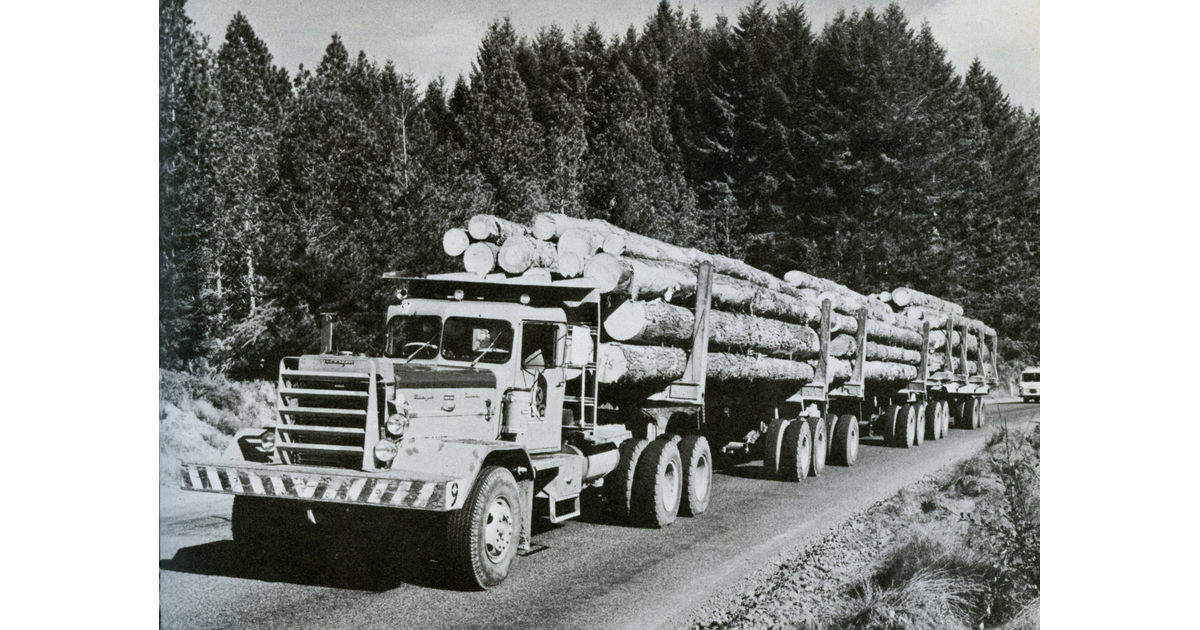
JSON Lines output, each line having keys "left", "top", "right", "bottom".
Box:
{"left": 160, "top": 402, "right": 1039, "bottom": 630}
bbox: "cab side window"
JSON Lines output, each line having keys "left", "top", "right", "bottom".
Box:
{"left": 521, "top": 323, "right": 559, "bottom": 369}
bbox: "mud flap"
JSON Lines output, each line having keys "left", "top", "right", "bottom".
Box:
{"left": 518, "top": 478, "right": 534, "bottom": 552}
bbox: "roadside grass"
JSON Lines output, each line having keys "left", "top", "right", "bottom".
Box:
{"left": 819, "top": 423, "right": 1041, "bottom": 630}
{"left": 159, "top": 368, "right": 274, "bottom": 486}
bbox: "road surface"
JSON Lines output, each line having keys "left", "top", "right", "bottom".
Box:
{"left": 160, "top": 401, "right": 1038, "bottom": 630}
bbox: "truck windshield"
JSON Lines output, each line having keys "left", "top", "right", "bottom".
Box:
{"left": 442, "top": 317, "right": 513, "bottom": 364}
{"left": 385, "top": 315, "right": 443, "bottom": 360}
{"left": 1022, "top": 372, "right": 1039, "bottom": 382}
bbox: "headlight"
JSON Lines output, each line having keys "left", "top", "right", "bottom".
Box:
{"left": 386, "top": 412, "right": 410, "bottom": 437}
{"left": 374, "top": 439, "right": 399, "bottom": 463}
{"left": 258, "top": 429, "right": 276, "bottom": 451}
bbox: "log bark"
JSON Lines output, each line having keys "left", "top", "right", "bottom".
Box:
{"left": 442, "top": 228, "right": 471, "bottom": 257}
{"left": 598, "top": 343, "right": 814, "bottom": 386}
{"left": 890, "top": 287, "right": 964, "bottom": 316}
{"left": 462, "top": 242, "right": 499, "bottom": 275}
{"left": 818, "top": 358, "right": 917, "bottom": 384}
{"left": 865, "top": 342, "right": 922, "bottom": 365}
{"left": 585, "top": 254, "right": 851, "bottom": 331}
{"left": 498, "top": 235, "right": 558, "bottom": 274}
{"left": 866, "top": 319, "right": 924, "bottom": 350}
{"left": 467, "top": 214, "right": 530, "bottom": 243}
{"left": 604, "top": 300, "right": 820, "bottom": 360}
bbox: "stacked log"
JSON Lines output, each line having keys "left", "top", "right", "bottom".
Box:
{"left": 440, "top": 213, "right": 998, "bottom": 393}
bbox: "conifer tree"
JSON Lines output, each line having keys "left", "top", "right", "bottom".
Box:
{"left": 159, "top": 0, "right": 215, "bottom": 369}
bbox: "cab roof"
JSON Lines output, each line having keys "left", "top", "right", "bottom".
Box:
{"left": 383, "top": 272, "right": 599, "bottom": 307}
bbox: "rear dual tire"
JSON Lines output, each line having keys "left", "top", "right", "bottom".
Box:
{"left": 631, "top": 439, "right": 683, "bottom": 528}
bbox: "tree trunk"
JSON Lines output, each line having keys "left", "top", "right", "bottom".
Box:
{"left": 557, "top": 228, "right": 601, "bottom": 261}
{"left": 890, "top": 287, "right": 964, "bottom": 316}
{"left": 598, "top": 343, "right": 814, "bottom": 386}
{"left": 585, "top": 254, "right": 846, "bottom": 331}
{"left": 556, "top": 252, "right": 585, "bottom": 278}
{"left": 831, "top": 334, "right": 857, "bottom": 358}
{"left": 604, "top": 300, "right": 820, "bottom": 360}
{"left": 497, "top": 235, "right": 558, "bottom": 274}
{"left": 442, "top": 228, "right": 471, "bottom": 257}
{"left": 865, "top": 343, "right": 922, "bottom": 365}
{"left": 463, "top": 241, "right": 500, "bottom": 275}
{"left": 866, "top": 319, "right": 925, "bottom": 350}
{"left": 468, "top": 214, "right": 531, "bottom": 243}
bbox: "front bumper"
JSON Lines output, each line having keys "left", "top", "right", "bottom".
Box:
{"left": 180, "top": 461, "right": 466, "bottom": 511}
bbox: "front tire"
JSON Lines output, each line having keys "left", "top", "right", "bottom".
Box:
{"left": 446, "top": 466, "right": 521, "bottom": 590}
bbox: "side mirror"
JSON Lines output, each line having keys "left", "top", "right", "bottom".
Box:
{"left": 566, "top": 326, "right": 593, "bottom": 368}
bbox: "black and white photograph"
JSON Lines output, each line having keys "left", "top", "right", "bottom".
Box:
{"left": 153, "top": 1, "right": 1042, "bottom": 628}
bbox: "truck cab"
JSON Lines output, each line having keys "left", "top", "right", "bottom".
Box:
{"left": 180, "top": 272, "right": 704, "bottom": 590}
{"left": 1019, "top": 367, "right": 1040, "bottom": 403}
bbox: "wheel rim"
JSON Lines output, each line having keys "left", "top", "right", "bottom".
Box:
{"left": 694, "top": 453, "right": 710, "bottom": 501}
{"left": 484, "top": 496, "right": 514, "bottom": 563}
{"left": 662, "top": 460, "right": 679, "bottom": 511}
{"left": 848, "top": 421, "right": 859, "bottom": 462}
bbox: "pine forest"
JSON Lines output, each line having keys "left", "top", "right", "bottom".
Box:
{"left": 159, "top": 0, "right": 1039, "bottom": 381}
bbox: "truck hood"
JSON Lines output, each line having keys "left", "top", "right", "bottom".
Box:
{"left": 393, "top": 364, "right": 496, "bottom": 390}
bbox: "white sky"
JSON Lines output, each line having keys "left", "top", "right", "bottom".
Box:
{"left": 186, "top": 0, "right": 1038, "bottom": 110}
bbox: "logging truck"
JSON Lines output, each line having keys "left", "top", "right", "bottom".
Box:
{"left": 178, "top": 262, "right": 998, "bottom": 589}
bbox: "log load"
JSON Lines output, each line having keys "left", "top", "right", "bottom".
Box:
{"left": 463, "top": 242, "right": 500, "bottom": 275}
{"left": 890, "top": 286, "right": 964, "bottom": 316}
{"left": 598, "top": 343, "right": 814, "bottom": 386}
{"left": 822, "top": 358, "right": 919, "bottom": 383}
{"left": 468, "top": 214, "right": 531, "bottom": 243}
{"left": 442, "top": 228, "right": 471, "bottom": 257}
{"left": 604, "top": 300, "right": 821, "bottom": 360}
{"left": 585, "top": 253, "right": 849, "bottom": 331}
{"left": 497, "top": 235, "right": 558, "bottom": 274}
{"left": 827, "top": 336, "right": 921, "bottom": 364}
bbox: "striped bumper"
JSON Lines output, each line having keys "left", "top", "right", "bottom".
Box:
{"left": 180, "top": 462, "right": 462, "bottom": 511}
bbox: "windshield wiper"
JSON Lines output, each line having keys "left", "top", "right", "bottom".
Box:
{"left": 470, "top": 329, "right": 510, "bottom": 367}
{"left": 404, "top": 331, "right": 441, "bottom": 364}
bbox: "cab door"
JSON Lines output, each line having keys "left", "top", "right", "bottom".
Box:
{"left": 516, "top": 321, "right": 567, "bottom": 453}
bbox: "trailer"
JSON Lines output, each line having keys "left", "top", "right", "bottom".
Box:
{"left": 178, "top": 262, "right": 992, "bottom": 589}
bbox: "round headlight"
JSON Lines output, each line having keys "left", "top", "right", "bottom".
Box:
{"left": 259, "top": 430, "right": 276, "bottom": 450}
{"left": 386, "top": 413, "right": 410, "bottom": 437}
{"left": 374, "top": 439, "right": 399, "bottom": 463}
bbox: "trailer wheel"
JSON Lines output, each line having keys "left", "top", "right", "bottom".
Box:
{"left": 830, "top": 414, "right": 859, "bottom": 466}
{"left": 961, "top": 398, "right": 977, "bottom": 430}
{"left": 923, "top": 402, "right": 938, "bottom": 441}
{"left": 913, "top": 403, "right": 927, "bottom": 446}
{"left": 762, "top": 418, "right": 790, "bottom": 477}
{"left": 882, "top": 405, "right": 903, "bottom": 444}
{"left": 952, "top": 399, "right": 967, "bottom": 428}
{"left": 942, "top": 401, "right": 952, "bottom": 437}
{"left": 446, "top": 466, "right": 521, "bottom": 590}
{"left": 895, "top": 404, "right": 916, "bottom": 448}
{"left": 976, "top": 398, "right": 987, "bottom": 427}
{"left": 605, "top": 438, "right": 649, "bottom": 520}
{"left": 678, "top": 435, "right": 712, "bottom": 516}
{"left": 631, "top": 439, "right": 683, "bottom": 528}
{"left": 778, "top": 420, "right": 812, "bottom": 482}
{"left": 808, "top": 417, "right": 828, "bottom": 476}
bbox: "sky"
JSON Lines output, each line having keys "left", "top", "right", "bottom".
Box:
{"left": 185, "top": 0, "right": 1039, "bottom": 110}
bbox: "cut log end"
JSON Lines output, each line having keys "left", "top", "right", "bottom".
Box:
{"left": 557, "top": 252, "right": 584, "bottom": 278}
{"left": 583, "top": 252, "right": 628, "bottom": 294}
{"left": 602, "top": 233, "right": 627, "bottom": 255}
{"left": 442, "top": 228, "right": 471, "bottom": 257}
{"left": 463, "top": 241, "right": 499, "bottom": 275}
